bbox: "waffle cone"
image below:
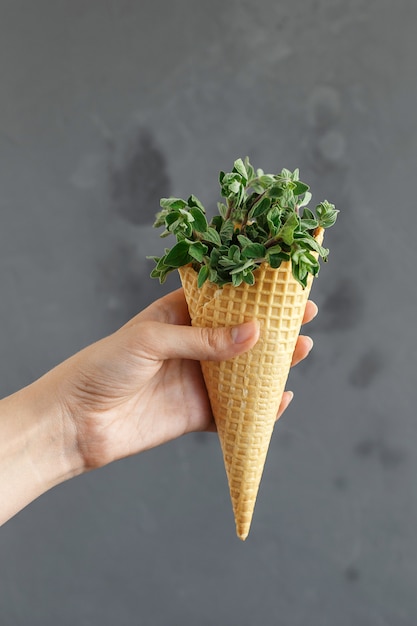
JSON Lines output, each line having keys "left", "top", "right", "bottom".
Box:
{"left": 179, "top": 229, "right": 323, "bottom": 540}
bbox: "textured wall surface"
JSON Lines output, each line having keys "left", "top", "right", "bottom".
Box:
{"left": 1, "top": 1, "right": 417, "bottom": 624}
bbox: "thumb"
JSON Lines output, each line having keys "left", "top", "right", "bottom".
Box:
{"left": 140, "top": 319, "right": 260, "bottom": 362}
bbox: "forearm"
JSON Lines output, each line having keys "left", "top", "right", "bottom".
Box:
{"left": 0, "top": 377, "right": 83, "bottom": 525}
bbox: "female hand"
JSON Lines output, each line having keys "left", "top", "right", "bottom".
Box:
{"left": 52, "top": 288, "right": 317, "bottom": 471}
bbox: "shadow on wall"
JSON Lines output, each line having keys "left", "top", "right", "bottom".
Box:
{"left": 96, "top": 127, "right": 175, "bottom": 329}
{"left": 109, "top": 128, "right": 171, "bottom": 225}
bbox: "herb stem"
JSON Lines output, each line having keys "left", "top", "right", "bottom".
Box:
{"left": 225, "top": 198, "right": 234, "bottom": 221}
{"left": 265, "top": 237, "right": 279, "bottom": 249}
{"left": 240, "top": 211, "right": 249, "bottom": 232}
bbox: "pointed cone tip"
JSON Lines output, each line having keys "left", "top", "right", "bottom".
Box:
{"left": 237, "top": 527, "right": 250, "bottom": 541}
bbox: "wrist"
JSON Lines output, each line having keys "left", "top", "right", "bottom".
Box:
{"left": 0, "top": 374, "right": 84, "bottom": 524}
{"left": 25, "top": 372, "right": 86, "bottom": 484}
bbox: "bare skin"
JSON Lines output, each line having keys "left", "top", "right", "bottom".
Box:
{"left": 0, "top": 289, "right": 317, "bottom": 525}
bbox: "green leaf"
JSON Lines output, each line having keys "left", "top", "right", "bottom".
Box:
{"left": 251, "top": 182, "right": 265, "bottom": 194}
{"left": 303, "top": 252, "right": 320, "bottom": 275}
{"left": 300, "top": 207, "right": 318, "bottom": 229}
{"left": 160, "top": 197, "right": 187, "bottom": 210}
{"left": 266, "top": 244, "right": 282, "bottom": 256}
{"left": 164, "top": 241, "right": 192, "bottom": 267}
{"left": 217, "top": 202, "right": 228, "bottom": 218}
{"left": 266, "top": 206, "right": 282, "bottom": 235}
{"left": 197, "top": 265, "right": 210, "bottom": 288}
{"left": 248, "top": 196, "right": 271, "bottom": 219}
{"left": 293, "top": 181, "right": 310, "bottom": 196}
{"left": 267, "top": 254, "right": 282, "bottom": 269}
{"left": 211, "top": 215, "right": 223, "bottom": 231}
{"left": 268, "top": 249, "right": 290, "bottom": 264}
{"left": 298, "top": 191, "right": 312, "bottom": 208}
{"left": 165, "top": 211, "right": 181, "bottom": 227}
{"left": 153, "top": 209, "right": 169, "bottom": 228}
{"left": 221, "top": 173, "right": 243, "bottom": 197}
{"left": 316, "top": 201, "right": 339, "bottom": 228}
{"left": 300, "top": 250, "right": 318, "bottom": 267}
{"left": 149, "top": 256, "right": 173, "bottom": 283}
{"left": 228, "top": 244, "right": 240, "bottom": 262}
{"left": 233, "top": 158, "right": 248, "bottom": 184}
{"left": 244, "top": 157, "right": 255, "bottom": 183}
{"left": 237, "top": 234, "right": 253, "bottom": 247}
{"left": 277, "top": 168, "right": 293, "bottom": 184}
{"left": 187, "top": 195, "right": 206, "bottom": 212}
{"left": 189, "top": 207, "right": 208, "bottom": 232}
{"left": 232, "top": 273, "right": 243, "bottom": 287}
{"left": 302, "top": 208, "right": 315, "bottom": 220}
{"left": 202, "top": 227, "right": 222, "bottom": 246}
{"left": 242, "top": 270, "right": 255, "bottom": 285}
{"left": 189, "top": 241, "right": 208, "bottom": 262}
{"left": 220, "top": 219, "right": 234, "bottom": 242}
{"left": 154, "top": 256, "right": 168, "bottom": 271}
{"left": 241, "top": 243, "right": 266, "bottom": 259}
{"left": 230, "top": 259, "right": 255, "bottom": 274}
{"left": 267, "top": 185, "right": 285, "bottom": 199}
{"left": 209, "top": 268, "right": 218, "bottom": 283}
{"left": 278, "top": 212, "right": 299, "bottom": 245}
{"left": 291, "top": 260, "right": 308, "bottom": 289}
{"left": 301, "top": 218, "right": 319, "bottom": 229}
{"left": 293, "top": 233, "right": 329, "bottom": 258}
{"left": 209, "top": 247, "right": 221, "bottom": 265}
{"left": 257, "top": 174, "right": 275, "bottom": 188}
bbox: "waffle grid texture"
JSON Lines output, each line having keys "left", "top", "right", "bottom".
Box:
{"left": 179, "top": 252, "right": 317, "bottom": 540}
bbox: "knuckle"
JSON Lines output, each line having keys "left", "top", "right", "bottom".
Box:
{"left": 152, "top": 301, "right": 172, "bottom": 324}
{"left": 200, "top": 326, "right": 226, "bottom": 356}
{"left": 126, "top": 320, "right": 156, "bottom": 355}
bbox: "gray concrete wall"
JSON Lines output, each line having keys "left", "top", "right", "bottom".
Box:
{"left": 1, "top": 1, "right": 417, "bottom": 624}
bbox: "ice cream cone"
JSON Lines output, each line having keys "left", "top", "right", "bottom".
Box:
{"left": 179, "top": 229, "right": 323, "bottom": 540}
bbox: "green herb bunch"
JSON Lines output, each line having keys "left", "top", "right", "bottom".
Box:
{"left": 149, "top": 157, "right": 338, "bottom": 289}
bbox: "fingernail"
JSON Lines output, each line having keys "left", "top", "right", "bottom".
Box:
{"left": 287, "top": 390, "right": 294, "bottom": 403}
{"left": 231, "top": 321, "right": 259, "bottom": 344}
{"left": 306, "top": 336, "right": 314, "bottom": 352}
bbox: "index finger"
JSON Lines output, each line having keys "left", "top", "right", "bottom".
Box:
{"left": 126, "top": 288, "right": 191, "bottom": 328}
